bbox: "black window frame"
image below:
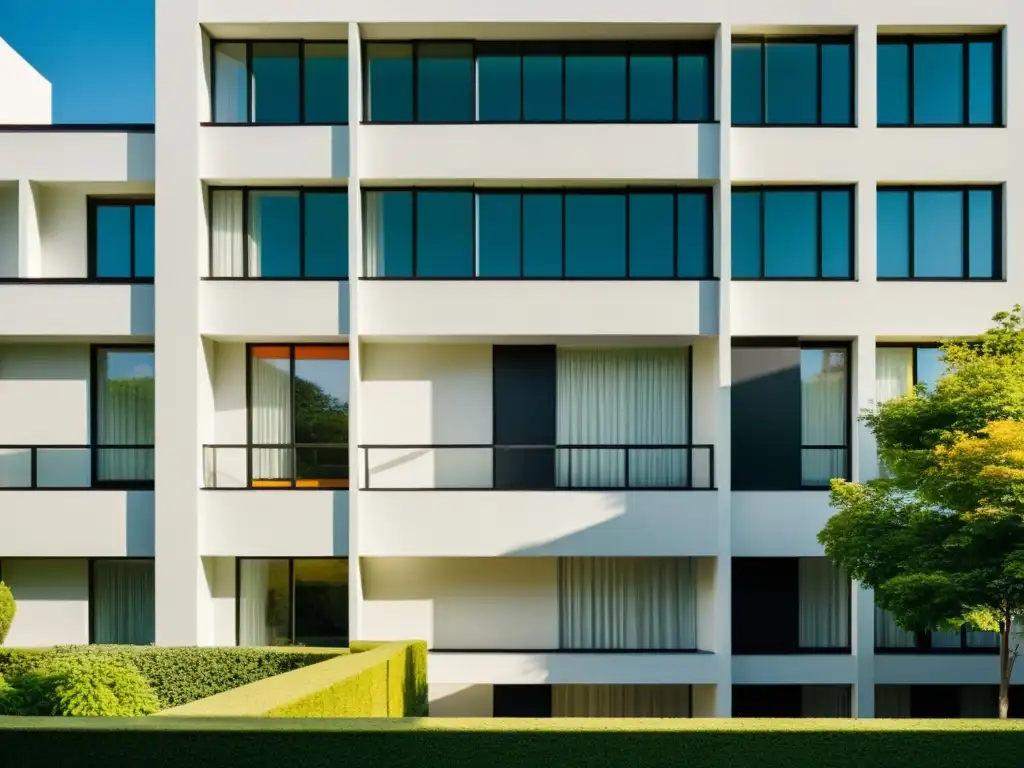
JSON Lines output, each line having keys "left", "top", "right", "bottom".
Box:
{"left": 206, "top": 186, "right": 349, "bottom": 280}
{"left": 731, "top": 35, "right": 857, "bottom": 127}
{"left": 87, "top": 557, "right": 156, "bottom": 644}
{"left": 362, "top": 39, "right": 716, "bottom": 125}
{"left": 876, "top": 185, "right": 1003, "bottom": 281}
{"left": 731, "top": 186, "right": 856, "bottom": 280}
{"left": 875, "top": 621, "right": 1002, "bottom": 655}
{"left": 877, "top": 33, "right": 1004, "bottom": 128}
{"left": 875, "top": 342, "right": 943, "bottom": 388}
{"left": 799, "top": 341, "right": 854, "bottom": 489}
{"left": 361, "top": 186, "right": 715, "bottom": 280}
{"left": 87, "top": 197, "right": 155, "bottom": 282}
{"left": 234, "top": 556, "right": 350, "bottom": 647}
{"left": 244, "top": 343, "right": 350, "bottom": 489}
{"left": 90, "top": 344, "right": 155, "bottom": 491}
{"left": 207, "top": 39, "right": 350, "bottom": 126}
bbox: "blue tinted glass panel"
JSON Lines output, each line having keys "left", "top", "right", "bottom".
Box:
{"left": 732, "top": 43, "right": 763, "bottom": 125}
{"left": 820, "top": 190, "right": 851, "bottom": 278}
{"left": 304, "top": 43, "right": 348, "bottom": 124}
{"left": 821, "top": 43, "right": 852, "bottom": 125}
{"left": 366, "top": 191, "right": 413, "bottom": 277}
{"left": 250, "top": 191, "right": 300, "bottom": 277}
{"left": 95, "top": 206, "right": 132, "bottom": 278}
{"left": 877, "top": 191, "right": 910, "bottom": 278}
{"left": 251, "top": 43, "right": 300, "bottom": 124}
{"left": 630, "top": 50, "right": 674, "bottom": 121}
{"left": 417, "top": 44, "right": 474, "bottom": 123}
{"left": 877, "top": 44, "right": 909, "bottom": 125}
{"left": 133, "top": 204, "right": 154, "bottom": 279}
{"left": 213, "top": 43, "right": 247, "bottom": 123}
{"left": 522, "top": 194, "right": 563, "bottom": 276}
{"left": 523, "top": 49, "right": 563, "bottom": 121}
{"left": 914, "top": 43, "right": 963, "bottom": 125}
{"left": 764, "top": 191, "right": 817, "bottom": 277}
{"left": 969, "top": 41, "right": 997, "bottom": 125}
{"left": 416, "top": 191, "right": 474, "bottom": 277}
{"left": 678, "top": 51, "right": 711, "bottom": 121}
{"left": 477, "top": 194, "right": 521, "bottom": 277}
{"left": 678, "top": 192, "right": 710, "bottom": 278}
{"left": 478, "top": 45, "right": 522, "bottom": 121}
{"left": 565, "top": 194, "right": 626, "bottom": 277}
{"left": 367, "top": 44, "right": 413, "bottom": 122}
{"left": 304, "top": 192, "right": 348, "bottom": 278}
{"left": 915, "top": 348, "right": 945, "bottom": 391}
{"left": 565, "top": 51, "right": 626, "bottom": 121}
{"left": 968, "top": 189, "right": 996, "bottom": 279}
{"left": 731, "top": 191, "right": 761, "bottom": 278}
{"left": 628, "top": 193, "right": 674, "bottom": 277}
{"left": 765, "top": 44, "right": 817, "bottom": 125}
{"left": 914, "top": 191, "right": 963, "bottom": 278}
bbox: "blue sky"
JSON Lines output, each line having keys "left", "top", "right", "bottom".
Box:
{"left": 0, "top": 0, "right": 154, "bottom": 123}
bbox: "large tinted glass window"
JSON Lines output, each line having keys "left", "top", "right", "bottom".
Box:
{"left": 417, "top": 43, "right": 474, "bottom": 122}
{"left": 415, "top": 191, "right": 474, "bottom": 276}
{"left": 249, "top": 191, "right": 301, "bottom": 277}
{"left": 366, "top": 43, "right": 414, "bottom": 122}
{"left": 565, "top": 46, "right": 627, "bottom": 121}
{"left": 477, "top": 43, "right": 522, "bottom": 122}
{"left": 95, "top": 347, "right": 155, "bottom": 484}
{"left": 364, "top": 191, "right": 413, "bottom": 276}
{"left": 213, "top": 43, "right": 247, "bottom": 123}
{"left": 733, "top": 38, "right": 854, "bottom": 126}
{"left": 565, "top": 194, "right": 626, "bottom": 276}
{"left": 92, "top": 200, "right": 155, "bottom": 280}
{"left": 304, "top": 43, "right": 348, "bottom": 124}
{"left": 251, "top": 43, "right": 300, "bottom": 124}
{"left": 629, "top": 193, "right": 675, "bottom": 277}
{"left": 477, "top": 193, "right": 521, "bottom": 276}
{"left": 876, "top": 187, "right": 1001, "bottom": 279}
{"left": 522, "top": 193, "right": 563, "bottom": 276}
{"left": 304, "top": 192, "right": 348, "bottom": 278}
{"left": 732, "top": 188, "right": 853, "bottom": 279}
{"left": 677, "top": 49, "right": 712, "bottom": 122}
{"left": 877, "top": 36, "right": 1002, "bottom": 126}
{"left": 677, "top": 192, "right": 711, "bottom": 278}
{"left": 630, "top": 46, "right": 675, "bottom": 122}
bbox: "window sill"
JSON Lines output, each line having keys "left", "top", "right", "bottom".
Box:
{"left": 731, "top": 277, "right": 856, "bottom": 282}
{"left": 358, "top": 276, "right": 718, "bottom": 282}
{"left": 0, "top": 277, "right": 154, "bottom": 285}
{"left": 877, "top": 123, "right": 1004, "bottom": 129}
{"left": 875, "top": 647, "right": 1000, "bottom": 655}
{"left": 201, "top": 276, "right": 348, "bottom": 282}
{"left": 732, "top": 123, "right": 857, "bottom": 129}
{"left": 200, "top": 122, "right": 349, "bottom": 127}
{"left": 361, "top": 119, "right": 721, "bottom": 126}
{"left": 733, "top": 648, "right": 852, "bottom": 655}
{"left": 876, "top": 277, "right": 1006, "bottom": 283}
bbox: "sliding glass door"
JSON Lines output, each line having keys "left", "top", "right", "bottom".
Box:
{"left": 91, "top": 559, "right": 155, "bottom": 644}
{"left": 94, "top": 347, "right": 155, "bottom": 485}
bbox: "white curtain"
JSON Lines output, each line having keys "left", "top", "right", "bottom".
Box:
{"left": 930, "top": 628, "right": 964, "bottom": 648}
{"left": 874, "top": 607, "right": 916, "bottom": 648}
{"left": 801, "top": 349, "right": 848, "bottom": 486}
{"left": 97, "top": 353, "right": 155, "bottom": 482}
{"left": 552, "top": 685, "right": 690, "bottom": 717}
{"left": 801, "top": 685, "right": 851, "bottom": 717}
{"left": 875, "top": 685, "right": 911, "bottom": 718}
{"left": 213, "top": 43, "right": 247, "bottom": 123}
{"left": 92, "top": 560, "right": 155, "bottom": 644}
{"left": 875, "top": 348, "right": 914, "bottom": 477}
{"left": 798, "top": 558, "right": 850, "bottom": 648}
{"left": 559, "top": 557, "right": 697, "bottom": 650}
{"left": 211, "top": 189, "right": 244, "bottom": 276}
{"left": 250, "top": 356, "right": 292, "bottom": 481}
{"left": 247, "top": 191, "right": 263, "bottom": 277}
{"left": 556, "top": 348, "right": 689, "bottom": 488}
{"left": 364, "top": 192, "right": 383, "bottom": 277}
{"left": 238, "top": 560, "right": 271, "bottom": 645}
{"left": 966, "top": 628, "right": 1000, "bottom": 648}
{"left": 960, "top": 686, "right": 999, "bottom": 718}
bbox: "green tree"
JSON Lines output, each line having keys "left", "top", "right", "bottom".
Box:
{"left": 820, "top": 307, "right": 1024, "bottom": 718}
{"left": 0, "top": 581, "right": 15, "bottom": 646}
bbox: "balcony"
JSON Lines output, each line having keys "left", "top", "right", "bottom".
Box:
{"left": 199, "top": 279, "right": 350, "bottom": 338}
{"left": 358, "top": 444, "right": 718, "bottom": 557}
{"left": 200, "top": 125, "right": 349, "bottom": 181}
{"left": 0, "top": 280, "right": 153, "bottom": 337}
{"left": 0, "top": 445, "right": 154, "bottom": 557}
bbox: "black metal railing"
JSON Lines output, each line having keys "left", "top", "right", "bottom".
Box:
{"left": 202, "top": 444, "right": 349, "bottom": 489}
{"left": 359, "top": 444, "right": 714, "bottom": 491}
{"left": 800, "top": 445, "right": 850, "bottom": 488}
{"left": 0, "top": 445, "right": 154, "bottom": 489}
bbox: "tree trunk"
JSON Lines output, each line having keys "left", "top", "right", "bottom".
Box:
{"left": 999, "top": 613, "right": 1011, "bottom": 719}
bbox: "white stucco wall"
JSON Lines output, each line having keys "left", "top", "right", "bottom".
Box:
{"left": 2, "top": 558, "right": 89, "bottom": 646}
{"left": 0, "top": 344, "right": 90, "bottom": 445}
{"left": 0, "top": 183, "right": 18, "bottom": 277}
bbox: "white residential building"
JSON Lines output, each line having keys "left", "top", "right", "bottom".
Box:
{"left": 0, "top": 0, "right": 1021, "bottom": 718}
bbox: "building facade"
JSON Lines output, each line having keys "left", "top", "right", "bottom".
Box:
{"left": 0, "top": 0, "right": 1021, "bottom": 717}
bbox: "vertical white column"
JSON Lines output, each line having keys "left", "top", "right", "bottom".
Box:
{"left": 154, "top": 0, "right": 211, "bottom": 645}
{"left": 851, "top": 334, "right": 876, "bottom": 716}
{"left": 713, "top": 22, "right": 733, "bottom": 718}
{"left": 856, "top": 25, "right": 878, "bottom": 286}
{"left": 347, "top": 21, "right": 364, "bottom": 641}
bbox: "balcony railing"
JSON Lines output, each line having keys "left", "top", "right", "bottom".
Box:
{"left": 359, "top": 444, "right": 714, "bottom": 491}
{"left": 801, "top": 445, "right": 850, "bottom": 488}
{"left": 0, "top": 445, "right": 154, "bottom": 489}
{"left": 202, "top": 444, "right": 349, "bottom": 489}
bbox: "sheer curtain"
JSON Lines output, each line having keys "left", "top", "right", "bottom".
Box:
{"left": 247, "top": 192, "right": 263, "bottom": 277}
{"left": 801, "top": 349, "right": 848, "bottom": 486}
{"left": 874, "top": 607, "right": 915, "bottom": 648}
{"left": 798, "top": 558, "right": 850, "bottom": 648}
{"left": 238, "top": 560, "right": 271, "bottom": 645}
{"left": 552, "top": 685, "right": 691, "bottom": 717}
{"left": 97, "top": 352, "right": 155, "bottom": 482}
{"left": 875, "top": 348, "right": 914, "bottom": 477}
{"left": 92, "top": 560, "right": 155, "bottom": 644}
{"left": 364, "top": 192, "right": 383, "bottom": 277}
{"left": 556, "top": 348, "right": 689, "bottom": 488}
{"left": 213, "top": 43, "right": 247, "bottom": 123}
{"left": 875, "top": 685, "right": 911, "bottom": 718}
{"left": 801, "top": 685, "right": 852, "bottom": 717}
{"left": 211, "top": 190, "right": 244, "bottom": 276}
{"left": 250, "top": 355, "right": 292, "bottom": 481}
{"left": 559, "top": 557, "right": 696, "bottom": 650}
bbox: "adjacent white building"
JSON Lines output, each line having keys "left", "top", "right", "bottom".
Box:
{"left": 1, "top": 0, "right": 1021, "bottom": 718}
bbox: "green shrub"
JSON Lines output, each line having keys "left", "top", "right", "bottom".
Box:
{"left": 0, "top": 581, "right": 14, "bottom": 646}
{"left": 0, "top": 649, "right": 49, "bottom": 680}
{"left": 48, "top": 645, "right": 340, "bottom": 709}
{"left": 2, "top": 655, "right": 159, "bottom": 716}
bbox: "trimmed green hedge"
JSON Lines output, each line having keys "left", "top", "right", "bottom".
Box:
{"left": 157, "top": 641, "right": 426, "bottom": 718}
{"left": 1, "top": 718, "right": 1023, "bottom": 768}
{"left": 0, "top": 647, "right": 342, "bottom": 709}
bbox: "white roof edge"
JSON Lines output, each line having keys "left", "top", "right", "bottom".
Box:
{"left": 0, "top": 36, "right": 53, "bottom": 125}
